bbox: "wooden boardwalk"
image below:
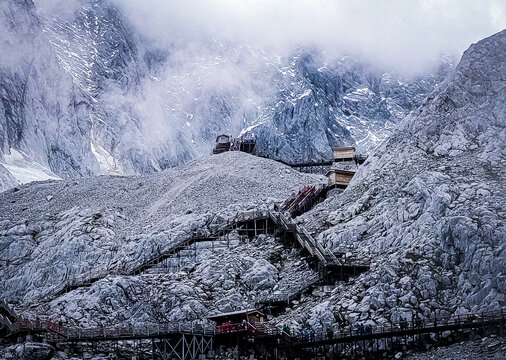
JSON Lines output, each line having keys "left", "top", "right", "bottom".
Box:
{"left": 46, "top": 173, "right": 366, "bottom": 301}
{"left": 45, "top": 207, "right": 369, "bottom": 307}
{"left": 47, "top": 211, "right": 272, "bottom": 299}
{"left": 287, "top": 308, "right": 506, "bottom": 359}
{"left": 3, "top": 299, "right": 505, "bottom": 359}
{"left": 255, "top": 273, "right": 322, "bottom": 308}
{"left": 292, "top": 309, "right": 506, "bottom": 347}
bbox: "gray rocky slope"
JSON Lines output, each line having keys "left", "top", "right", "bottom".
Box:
{"left": 0, "top": 151, "right": 326, "bottom": 326}
{"left": 0, "top": 29, "right": 504, "bottom": 360}
{"left": 283, "top": 29, "right": 506, "bottom": 330}
{"left": 0, "top": 0, "right": 449, "bottom": 191}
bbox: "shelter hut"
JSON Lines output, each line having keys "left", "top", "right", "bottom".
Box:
{"left": 333, "top": 146, "right": 356, "bottom": 161}
{"left": 239, "top": 138, "right": 256, "bottom": 153}
{"left": 213, "top": 134, "right": 232, "bottom": 154}
{"left": 208, "top": 309, "right": 264, "bottom": 333}
{"left": 326, "top": 169, "right": 356, "bottom": 188}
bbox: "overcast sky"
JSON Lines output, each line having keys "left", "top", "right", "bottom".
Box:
{"left": 36, "top": 0, "right": 505, "bottom": 75}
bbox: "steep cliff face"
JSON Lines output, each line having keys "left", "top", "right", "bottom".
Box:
{"left": 43, "top": 0, "right": 199, "bottom": 175}
{"left": 0, "top": 0, "right": 447, "bottom": 191}
{"left": 0, "top": 0, "right": 99, "bottom": 191}
{"left": 0, "top": 16, "right": 504, "bottom": 347}
{"left": 293, "top": 30, "right": 505, "bottom": 327}
{"left": 249, "top": 53, "right": 450, "bottom": 162}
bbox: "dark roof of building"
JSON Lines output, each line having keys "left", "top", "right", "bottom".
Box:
{"left": 216, "top": 134, "right": 232, "bottom": 142}
{"left": 207, "top": 308, "right": 264, "bottom": 322}
{"left": 325, "top": 169, "right": 356, "bottom": 177}
{"left": 332, "top": 146, "right": 356, "bottom": 152}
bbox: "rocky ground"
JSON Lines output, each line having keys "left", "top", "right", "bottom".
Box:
{"left": 404, "top": 336, "right": 506, "bottom": 360}
{"left": 0, "top": 28, "right": 504, "bottom": 360}
{"left": 276, "top": 29, "right": 506, "bottom": 334}
{"left": 0, "top": 151, "right": 325, "bottom": 325}
{"left": 1, "top": 0, "right": 448, "bottom": 192}
{"left": 2, "top": 336, "right": 504, "bottom": 360}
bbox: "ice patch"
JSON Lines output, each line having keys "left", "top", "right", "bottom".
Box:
{"left": 296, "top": 89, "right": 312, "bottom": 101}
{"left": 91, "top": 142, "right": 123, "bottom": 175}
{"left": 239, "top": 122, "right": 265, "bottom": 137}
{"left": 2, "top": 149, "right": 61, "bottom": 185}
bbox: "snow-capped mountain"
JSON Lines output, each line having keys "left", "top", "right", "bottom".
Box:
{"left": 0, "top": 0, "right": 504, "bottom": 354}
{"left": 248, "top": 52, "right": 451, "bottom": 162}
{"left": 0, "top": 152, "right": 326, "bottom": 320}
{"left": 0, "top": 0, "right": 450, "bottom": 191}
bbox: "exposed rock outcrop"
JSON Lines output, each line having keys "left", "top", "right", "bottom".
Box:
{"left": 291, "top": 29, "right": 505, "bottom": 330}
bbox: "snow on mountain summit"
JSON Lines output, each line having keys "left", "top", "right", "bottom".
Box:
{"left": 0, "top": 0, "right": 504, "bottom": 358}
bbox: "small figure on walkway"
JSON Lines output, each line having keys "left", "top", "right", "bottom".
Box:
{"left": 310, "top": 328, "right": 315, "bottom": 341}
{"left": 326, "top": 327, "right": 333, "bottom": 339}
{"left": 282, "top": 324, "right": 291, "bottom": 335}
{"left": 242, "top": 319, "right": 247, "bottom": 330}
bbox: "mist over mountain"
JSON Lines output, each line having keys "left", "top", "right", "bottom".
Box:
{"left": 0, "top": 0, "right": 471, "bottom": 190}
{"left": 0, "top": 24, "right": 504, "bottom": 360}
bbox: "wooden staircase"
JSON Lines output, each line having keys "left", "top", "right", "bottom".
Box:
{"left": 255, "top": 273, "right": 321, "bottom": 308}
{"left": 0, "top": 300, "right": 66, "bottom": 340}
{"left": 280, "top": 185, "right": 328, "bottom": 218}
{"left": 272, "top": 211, "right": 341, "bottom": 268}
{"left": 48, "top": 211, "right": 271, "bottom": 299}
{"left": 47, "top": 208, "right": 367, "bottom": 306}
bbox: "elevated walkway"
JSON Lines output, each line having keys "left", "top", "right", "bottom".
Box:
{"left": 48, "top": 211, "right": 272, "bottom": 299}
{"left": 269, "top": 211, "right": 340, "bottom": 268}
{"left": 48, "top": 208, "right": 367, "bottom": 303}
{"left": 255, "top": 274, "right": 321, "bottom": 310}
{"left": 280, "top": 185, "right": 328, "bottom": 218}
{"left": 292, "top": 308, "right": 506, "bottom": 348}
{"left": 1, "top": 301, "right": 65, "bottom": 340}
{"left": 0, "top": 300, "right": 17, "bottom": 333}
{"left": 269, "top": 211, "right": 369, "bottom": 284}
{"left": 4, "top": 295, "right": 504, "bottom": 360}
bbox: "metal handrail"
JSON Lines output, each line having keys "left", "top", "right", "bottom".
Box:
{"left": 65, "top": 321, "right": 215, "bottom": 340}
{"left": 292, "top": 308, "right": 506, "bottom": 344}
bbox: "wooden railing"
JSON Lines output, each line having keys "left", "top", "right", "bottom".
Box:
{"left": 275, "top": 211, "right": 340, "bottom": 268}
{"left": 65, "top": 322, "right": 215, "bottom": 340}
{"left": 290, "top": 308, "right": 506, "bottom": 346}
{"left": 47, "top": 210, "right": 272, "bottom": 299}
{"left": 6, "top": 316, "right": 65, "bottom": 336}
{"left": 7, "top": 308, "right": 504, "bottom": 350}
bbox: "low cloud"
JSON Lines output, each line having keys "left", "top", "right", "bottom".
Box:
{"left": 110, "top": 0, "right": 505, "bottom": 75}
{"left": 34, "top": 0, "right": 82, "bottom": 20}
{"left": 33, "top": 0, "right": 505, "bottom": 74}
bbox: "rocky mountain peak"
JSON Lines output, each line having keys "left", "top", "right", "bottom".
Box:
{"left": 297, "top": 29, "right": 505, "bottom": 325}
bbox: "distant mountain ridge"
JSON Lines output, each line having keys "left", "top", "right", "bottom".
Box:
{"left": 0, "top": 0, "right": 450, "bottom": 191}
